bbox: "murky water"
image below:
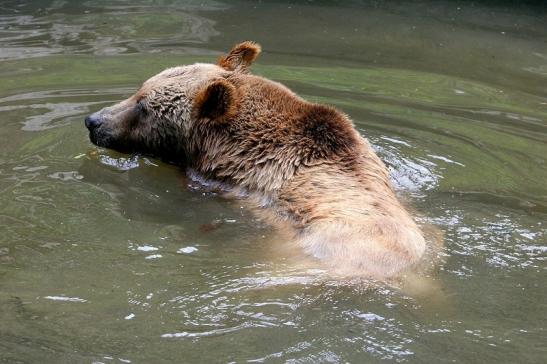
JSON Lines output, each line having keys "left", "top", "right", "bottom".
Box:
{"left": 1, "top": 1, "right": 546, "bottom": 363}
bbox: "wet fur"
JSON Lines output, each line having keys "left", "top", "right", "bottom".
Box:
{"left": 85, "top": 42, "right": 429, "bottom": 279}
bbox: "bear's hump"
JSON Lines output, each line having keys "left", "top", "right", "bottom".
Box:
{"left": 295, "top": 104, "right": 359, "bottom": 159}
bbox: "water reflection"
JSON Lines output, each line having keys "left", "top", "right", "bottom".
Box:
{"left": 0, "top": 88, "right": 136, "bottom": 131}
{"left": 0, "top": 0, "right": 222, "bottom": 59}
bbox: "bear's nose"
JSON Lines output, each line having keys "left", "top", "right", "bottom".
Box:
{"left": 84, "top": 113, "right": 102, "bottom": 130}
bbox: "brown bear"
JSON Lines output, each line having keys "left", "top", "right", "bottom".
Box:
{"left": 84, "top": 41, "right": 427, "bottom": 279}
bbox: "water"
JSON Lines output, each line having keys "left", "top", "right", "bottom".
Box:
{"left": 0, "top": 1, "right": 546, "bottom": 363}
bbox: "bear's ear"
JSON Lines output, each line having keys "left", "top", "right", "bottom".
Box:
{"left": 217, "top": 41, "right": 261, "bottom": 73}
{"left": 193, "top": 79, "right": 237, "bottom": 121}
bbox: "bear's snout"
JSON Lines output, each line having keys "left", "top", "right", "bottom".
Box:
{"left": 85, "top": 111, "right": 113, "bottom": 148}
{"left": 84, "top": 112, "right": 103, "bottom": 131}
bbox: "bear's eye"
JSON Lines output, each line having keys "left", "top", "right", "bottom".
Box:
{"left": 136, "top": 100, "right": 147, "bottom": 114}
{"left": 126, "top": 100, "right": 147, "bottom": 128}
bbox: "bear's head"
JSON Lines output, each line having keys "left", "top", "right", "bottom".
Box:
{"left": 84, "top": 41, "right": 261, "bottom": 164}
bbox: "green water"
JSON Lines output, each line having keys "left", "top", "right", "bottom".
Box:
{"left": 1, "top": 1, "right": 546, "bottom": 363}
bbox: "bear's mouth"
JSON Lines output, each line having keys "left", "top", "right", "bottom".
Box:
{"left": 88, "top": 126, "right": 114, "bottom": 148}
{"left": 87, "top": 126, "right": 134, "bottom": 155}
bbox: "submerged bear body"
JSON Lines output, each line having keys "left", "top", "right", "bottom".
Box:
{"left": 85, "top": 42, "right": 426, "bottom": 278}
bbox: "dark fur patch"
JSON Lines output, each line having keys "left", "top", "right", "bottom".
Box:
{"left": 299, "top": 104, "right": 357, "bottom": 156}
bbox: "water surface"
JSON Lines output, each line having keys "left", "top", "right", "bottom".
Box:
{"left": 0, "top": 1, "right": 546, "bottom": 363}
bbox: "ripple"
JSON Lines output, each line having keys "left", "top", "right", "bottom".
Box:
{"left": 177, "top": 246, "right": 198, "bottom": 254}
{"left": 48, "top": 171, "right": 84, "bottom": 182}
{"left": 135, "top": 245, "right": 158, "bottom": 252}
{"left": 432, "top": 207, "right": 545, "bottom": 272}
{"left": 0, "top": 3, "right": 222, "bottom": 60}
{"left": 161, "top": 322, "right": 254, "bottom": 339}
{"left": 370, "top": 136, "right": 440, "bottom": 192}
{"left": 43, "top": 296, "right": 87, "bottom": 303}
{"left": 98, "top": 154, "right": 141, "bottom": 171}
{"left": 0, "top": 88, "right": 136, "bottom": 131}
